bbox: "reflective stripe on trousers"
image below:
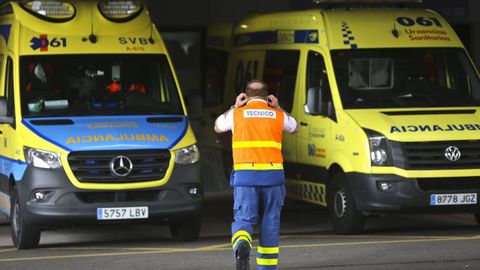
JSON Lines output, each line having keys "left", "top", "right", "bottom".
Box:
{"left": 257, "top": 246, "right": 279, "bottom": 269}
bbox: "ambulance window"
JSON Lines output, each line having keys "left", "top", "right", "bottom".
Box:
{"left": 306, "top": 51, "right": 332, "bottom": 116}
{"left": 0, "top": 55, "right": 3, "bottom": 89}
{"left": 332, "top": 48, "right": 480, "bottom": 109}
{"left": 5, "top": 57, "right": 14, "bottom": 118}
{"left": 263, "top": 50, "right": 300, "bottom": 113}
{"left": 306, "top": 51, "right": 331, "bottom": 98}
{"left": 348, "top": 59, "right": 393, "bottom": 89}
{"left": 19, "top": 54, "right": 183, "bottom": 117}
{"left": 445, "top": 52, "right": 480, "bottom": 99}
{"left": 204, "top": 48, "right": 228, "bottom": 107}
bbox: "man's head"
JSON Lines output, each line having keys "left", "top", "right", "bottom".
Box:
{"left": 245, "top": 80, "right": 268, "bottom": 99}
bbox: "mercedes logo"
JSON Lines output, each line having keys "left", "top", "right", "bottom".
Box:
{"left": 110, "top": 156, "right": 133, "bottom": 177}
{"left": 444, "top": 146, "right": 461, "bottom": 162}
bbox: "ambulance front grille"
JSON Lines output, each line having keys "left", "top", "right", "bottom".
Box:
{"left": 68, "top": 150, "right": 171, "bottom": 183}
{"left": 417, "top": 177, "right": 480, "bottom": 191}
{"left": 391, "top": 140, "right": 480, "bottom": 170}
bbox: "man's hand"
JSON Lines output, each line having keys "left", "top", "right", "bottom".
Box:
{"left": 214, "top": 93, "right": 247, "bottom": 133}
{"left": 234, "top": 93, "right": 248, "bottom": 108}
{"left": 267, "top": 95, "right": 280, "bottom": 110}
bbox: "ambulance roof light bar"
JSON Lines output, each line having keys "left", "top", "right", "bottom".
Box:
{"left": 98, "top": 1, "right": 144, "bottom": 22}
{"left": 19, "top": 1, "right": 76, "bottom": 22}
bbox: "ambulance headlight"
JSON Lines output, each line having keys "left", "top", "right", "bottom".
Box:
{"left": 364, "top": 129, "right": 393, "bottom": 166}
{"left": 175, "top": 145, "right": 200, "bottom": 165}
{"left": 98, "top": 0, "right": 143, "bottom": 22}
{"left": 24, "top": 147, "right": 62, "bottom": 169}
{"left": 20, "top": 1, "right": 76, "bottom": 22}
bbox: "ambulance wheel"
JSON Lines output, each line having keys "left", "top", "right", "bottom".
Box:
{"left": 327, "top": 172, "right": 365, "bottom": 234}
{"left": 10, "top": 187, "right": 41, "bottom": 249}
{"left": 170, "top": 217, "right": 201, "bottom": 242}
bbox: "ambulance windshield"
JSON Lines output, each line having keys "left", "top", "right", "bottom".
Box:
{"left": 331, "top": 48, "right": 480, "bottom": 109}
{"left": 20, "top": 54, "right": 183, "bottom": 117}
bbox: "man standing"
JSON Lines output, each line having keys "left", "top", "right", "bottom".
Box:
{"left": 214, "top": 80, "right": 298, "bottom": 270}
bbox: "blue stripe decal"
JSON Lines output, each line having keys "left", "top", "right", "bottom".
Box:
{"left": 0, "top": 208, "right": 9, "bottom": 217}
{"left": 341, "top": 21, "right": 358, "bottom": 49}
{"left": 0, "top": 155, "right": 28, "bottom": 182}
{"left": 22, "top": 115, "right": 188, "bottom": 152}
{"left": 22, "top": 119, "right": 72, "bottom": 152}
{"left": 169, "top": 117, "right": 189, "bottom": 149}
{"left": 0, "top": 25, "right": 11, "bottom": 45}
{"left": 234, "top": 29, "right": 319, "bottom": 46}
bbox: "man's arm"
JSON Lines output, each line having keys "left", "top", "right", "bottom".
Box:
{"left": 213, "top": 93, "right": 248, "bottom": 133}
{"left": 283, "top": 113, "right": 298, "bottom": 134}
{"left": 214, "top": 108, "right": 233, "bottom": 133}
{"left": 267, "top": 95, "right": 298, "bottom": 134}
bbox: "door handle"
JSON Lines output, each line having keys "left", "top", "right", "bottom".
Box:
{"left": 300, "top": 122, "right": 308, "bottom": 126}
{"left": 0, "top": 129, "right": 3, "bottom": 135}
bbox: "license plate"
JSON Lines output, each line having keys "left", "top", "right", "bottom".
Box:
{"left": 430, "top": 193, "right": 477, "bottom": 206}
{"left": 97, "top": 207, "right": 149, "bottom": 220}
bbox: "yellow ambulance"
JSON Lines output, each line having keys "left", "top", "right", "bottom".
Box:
{"left": 194, "top": 22, "right": 233, "bottom": 182}
{"left": 224, "top": 8, "right": 480, "bottom": 233}
{"left": 0, "top": 1, "right": 201, "bottom": 249}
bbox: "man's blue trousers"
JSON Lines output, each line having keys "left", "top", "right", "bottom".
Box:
{"left": 231, "top": 185, "right": 285, "bottom": 270}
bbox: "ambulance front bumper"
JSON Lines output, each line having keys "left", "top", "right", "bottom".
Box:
{"left": 17, "top": 163, "right": 202, "bottom": 226}
{"left": 346, "top": 173, "right": 480, "bottom": 213}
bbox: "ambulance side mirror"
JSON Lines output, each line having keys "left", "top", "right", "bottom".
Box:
{"left": 306, "top": 87, "right": 320, "bottom": 115}
{"left": 305, "top": 87, "right": 329, "bottom": 116}
{"left": 0, "top": 97, "right": 14, "bottom": 125}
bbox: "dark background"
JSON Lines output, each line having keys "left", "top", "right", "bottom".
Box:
{"left": 1, "top": 0, "right": 479, "bottom": 104}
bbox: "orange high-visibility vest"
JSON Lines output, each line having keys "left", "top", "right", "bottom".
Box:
{"left": 232, "top": 100, "right": 284, "bottom": 170}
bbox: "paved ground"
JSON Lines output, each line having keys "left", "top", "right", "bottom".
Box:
{"left": 0, "top": 192, "right": 479, "bottom": 270}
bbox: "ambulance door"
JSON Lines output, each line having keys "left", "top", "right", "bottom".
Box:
{"left": 194, "top": 46, "right": 231, "bottom": 185}
{"left": 0, "top": 56, "right": 16, "bottom": 191}
{"left": 261, "top": 50, "right": 300, "bottom": 176}
{"left": 295, "top": 50, "right": 335, "bottom": 204}
{"left": 0, "top": 53, "right": 7, "bottom": 212}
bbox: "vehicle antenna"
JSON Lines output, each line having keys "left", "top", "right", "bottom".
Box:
{"left": 149, "top": 23, "right": 155, "bottom": 44}
{"left": 89, "top": 3, "right": 97, "bottom": 43}
{"left": 392, "top": 10, "right": 399, "bottom": 38}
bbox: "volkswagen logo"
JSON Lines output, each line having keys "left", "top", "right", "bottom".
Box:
{"left": 444, "top": 146, "right": 461, "bottom": 162}
{"left": 110, "top": 156, "right": 133, "bottom": 177}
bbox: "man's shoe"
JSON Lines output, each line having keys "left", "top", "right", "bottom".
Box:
{"left": 235, "top": 242, "right": 250, "bottom": 270}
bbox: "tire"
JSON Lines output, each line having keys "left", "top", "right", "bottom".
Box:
{"left": 327, "top": 172, "right": 365, "bottom": 234}
{"left": 169, "top": 217, "right": 201, "bottom": 242}
{"left": 10, "top": 187, "right": 41, "bottom": 249}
